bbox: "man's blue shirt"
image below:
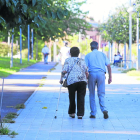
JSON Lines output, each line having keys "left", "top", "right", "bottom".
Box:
{"left": 85, "top": 49, "right": 110, "bottom": 73}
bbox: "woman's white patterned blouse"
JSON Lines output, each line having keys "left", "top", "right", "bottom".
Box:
{"left": 62, "top": 57, "right": 88, "bottom": 86}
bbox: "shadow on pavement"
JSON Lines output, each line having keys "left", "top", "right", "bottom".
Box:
{"left": 0, "top": 62, "right": 56, "bottom": 118}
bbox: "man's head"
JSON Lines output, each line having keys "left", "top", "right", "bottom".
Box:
{"left": 65, "top": 42, "right": 68, "bottom": 46}
{"left": 117, "top": 51, "right": 120, "bottom": 55}
{"left": 90, "top": 41, "right": 98, "bottom": 51}
{"left": 70, "top": 47, "right": 80, "bottom": 57}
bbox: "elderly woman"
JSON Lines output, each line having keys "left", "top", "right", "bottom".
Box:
{"left": 60, "top": 47, "right": 88, "bottom": 119}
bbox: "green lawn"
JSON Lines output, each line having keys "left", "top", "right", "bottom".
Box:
{"left": 121, "top": 68, "right": 136, "bottom": 73}
{"left": 0, "top": 57, "right": 38, "bottom": 77}
{"left": 127, "top": 70, "right": 140, "bottom": 80}
{"left": 121, "top": 68, "right": 140, "bottom": 80}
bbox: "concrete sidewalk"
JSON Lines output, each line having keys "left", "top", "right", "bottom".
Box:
{"left": 0, "top": 64, "right": 140, "bottom": 140}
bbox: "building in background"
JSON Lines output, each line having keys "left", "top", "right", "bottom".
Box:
{"left": 85, "top": 17, "right": 107, "bottom": 50}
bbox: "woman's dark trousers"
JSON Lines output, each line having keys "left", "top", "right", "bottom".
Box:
{"left": 68, "top": 81, "right": 86, "bottom": 116}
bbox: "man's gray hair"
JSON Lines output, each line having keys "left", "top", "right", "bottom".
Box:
{"left": 90, "top": 41, "right": 98, "bottom": 50}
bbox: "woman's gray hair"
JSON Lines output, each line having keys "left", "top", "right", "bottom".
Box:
{"left": 90, "top": 41, "right": 98, "bottom": 50}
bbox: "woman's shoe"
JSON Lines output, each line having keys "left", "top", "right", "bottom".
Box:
{"left": 89, "top": 115, "right": 96, "bottom": 118}
{"left": 69, "top": 113, "right": 75, "bottom": 118}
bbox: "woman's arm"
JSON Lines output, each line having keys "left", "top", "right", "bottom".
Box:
{"left": 60, "top": 71, "right": 67, "bottom": 84}
{"left": 85, "top": 71, "right": 89, "bottom": 79}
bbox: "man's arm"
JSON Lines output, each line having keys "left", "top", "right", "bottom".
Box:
{"left": 107, "top": 64, "right": 112, "bottom": 84}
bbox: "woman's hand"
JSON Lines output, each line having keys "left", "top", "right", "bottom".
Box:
{"left": 59, "top": 78, "right": 63, "bottom": 84}
{"left": 85, "top": 72, "right": 89, "bottom": 79}
{"left": 60, "top": 71, "right": 67, "bottom": 84}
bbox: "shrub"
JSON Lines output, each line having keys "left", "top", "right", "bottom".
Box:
{"left": 15, "top": 104, "right": 25, "bottom": 109}
{"left": 0, "top": 42, "right": 18, "bottom": 57}
{"left": 0, "top": 127, "right": 10, "bottom": 135}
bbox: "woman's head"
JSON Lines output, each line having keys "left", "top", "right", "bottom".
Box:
{"left": 70, "top": 47, "right": 80, "bottom": 57}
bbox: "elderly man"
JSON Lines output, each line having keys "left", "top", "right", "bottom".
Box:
{"left": 42, "top": 43, "right": 49, "bottom": 64}
{"left": 85, "top": 41, "right": 112, "bottom": 119}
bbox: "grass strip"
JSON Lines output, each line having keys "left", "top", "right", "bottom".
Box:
{"left": 0, "top": 56, "right": 38, "bottom": 77}
{"left": 121, "top": 68, "right": 136, "bottom": 73}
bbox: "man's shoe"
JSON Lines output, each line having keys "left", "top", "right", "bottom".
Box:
{"left": 78, "top": 116, "right": 82, "bottom": 119}
{"left": 103, "top": 111, "right": 109, "bottom": 119}
{"left": 69, "top": 113, "right": 75, "bottom": 118}
{"left": 89, "top": 115, "right": 96, "bottom": 118}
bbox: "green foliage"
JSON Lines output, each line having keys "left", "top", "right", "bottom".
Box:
{"left": 2, "top": 118, "right": 15, "bottom": 123}
{"left": 0, "top": 126, "right": 18, "bottom": 137}
{"left": 0, "top": 0, "right": 70, "bottom": 32}
{"left": 68, "top": 35, "right": 92, "bottom": 55}
{"left": 121, "top": 68, "right": 140, "bottom": 80}
{"left": 15, "top": 104, "right": 25, "bottom": 109}
{"left": 127, "top": 70, "right": 140, "bottom": 76}
{"left": 0, "top": 0, "right": 91, "bottom": 61}
{"left": 98, "top": 4, "right": 137, "bottom": 45}
{"left": 0, "top": 0, "right": 91, "bottom": 54}
{"left": 132, "top": 43, "right": 137, "bottom": 58}
{"left": 137, "top": 78, "right": 140, "bottom": 80}
{"left": 5, "top": 113, "right": 18, "bottom": 119}
{"left": 33, "top": 39, "right": 44, "bottom": 60}
{"left": 0, "top": 42, "right": 18, "bottom": 57}
{"left": 2, "top": 112, "right": 18, "bottom": 123}
{"left": 0, "top": 127, "right": 10, "bottom": 135}
{"left": 104, "top": 46, "right": 109, "bottom": 52}
{"left": 10, "top": 131, "right": 18, "bottom": 136}
{"left": 121, "top": 68, "right": 136, "bottom": 73}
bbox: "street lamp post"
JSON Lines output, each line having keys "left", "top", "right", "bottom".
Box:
{"left": 20, "top": 27, "right": 22, "bottom": 64}
{"left": 128, "top": 0, "right": 133, "bottom": 68}
{"left": 136, "top": 11, "right": 140, "bottom": 70}
{"left": 129, "top": 12, "right": 132, "bottom": 68}
{"left": 31, "top": 29, "right": 34, "bottom": 59}
{"left": 124, "top": 43, "right": 127, "bottom": 69}
{"left": 28, "top": 25, "right": 30, "bottom": 61}
{"left": 127, "top": 0, "right": 137, "bottom": 68}
{"left": 128, "top": 1, "right": 140, "bottom": 70}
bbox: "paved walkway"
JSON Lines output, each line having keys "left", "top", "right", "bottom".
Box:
{"left": 0, "top": 64, "right": 140, "bottom": 140}
{"left": 0, "top": 62, "right": 56, "bottom": 118}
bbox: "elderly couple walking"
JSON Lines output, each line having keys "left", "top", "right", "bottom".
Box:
{"left": 60, "top": 41, "right": 112, "bottom": 119}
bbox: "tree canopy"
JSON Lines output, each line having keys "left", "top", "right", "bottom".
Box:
{"left": 0, "top": 0, "right": 91, "bottom": 41}
{"left": 98, "top": 4, "right": 139, "bottom": 46}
